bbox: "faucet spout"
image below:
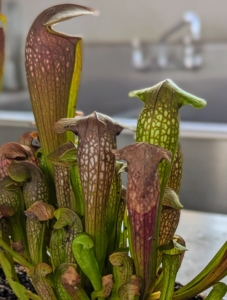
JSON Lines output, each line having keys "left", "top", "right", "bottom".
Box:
{"left": 131, "top": 11, "right": 202, "bottom": 71}
{"left": 158, "top": 11, "right": 201, "bottom": 44}
{"left": 158, "top": 20, "right": 187, "bottom": 44}
{"left": 183, "top": 11, "right": 201, "bottom": 41}
{"left": 157, "top": 11, "right": 202, "bottom": 69}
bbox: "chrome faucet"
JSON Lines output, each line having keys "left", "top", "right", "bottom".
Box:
{"left": 132, "top": 11, "right": 202, "bottom": 71}
{"left": 182, "top": 11, "right": 202, "bottom": 69}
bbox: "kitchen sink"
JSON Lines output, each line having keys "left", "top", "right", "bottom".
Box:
{"left": 1, "top": 43, "right": 227, "bottom": 213}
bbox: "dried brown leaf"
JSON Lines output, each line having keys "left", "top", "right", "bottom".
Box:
{"left": 61, "top": 265, "right": 81, "bottom": 294}
{"left": 12, "top": 240, "right": 24, "bottom": 255}
{"left": 101, "top": 274, "right": 113, "bottom": 297}
{"left": 24, "top": 201, "right": 55, "bottom": 221}
{"left": 0, "top": 205, "right": 15, "bottom": 219}
{"left": 118, "top": 275, "right": 141, "bottom": 300}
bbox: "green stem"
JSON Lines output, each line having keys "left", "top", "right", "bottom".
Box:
{"left": 0, "top": 238, "right": 33, "bottom": 269}
{"left": 173, "top": 241, "right": 227, "bottom": 299}
{"left": 0, "top": 252, "right": 30, "bottom": 299}
{"left": 26, "top": 290, "right": 42, "bottom": 300}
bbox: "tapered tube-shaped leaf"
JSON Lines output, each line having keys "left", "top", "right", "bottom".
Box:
{"left": 91, "top": 274, "right": 113, "bottom": 300}
{"left": 130, "top": 80, "right": 206, "bottom": 294}
{"left": 48, "top": 142, "right": 77, "bottom": 210}
{"left": 159, "top": 240, "right": 187, "bottom": 300}
{"left": 70, "top": 162, "right": 84, "bottom": 216}
{"left": 109, "top": 252, "right": 134, "bottom": 300}
{"left": 158, "top": 188, "right": 182, "bottom": 266}
{"left": 117, "top": 186, "right": 127, "bottom": 250}
{"left": 25, "top": 4, "right": 96, "bottom": 177}
{"left": 0, "top": 177, "right": 28, "bottom": 259}
{"left": 72, "top": 233, "right": 102, "bottom": 292}
{"left": 106, "top": 162, "right": 123, "bottom": 235}
{"left": 25, "top": 220, "right": 47, "bottom": 265}
{"left": 159, "top": 188, "right": 183, "bottom": 247}
{"left": 55, "top": 112, "right": 124, "bottom": 270}
{"left": 50, "top": 142, "right": 84, "bottom": 215}
{"left": 54, "top": 263, "right": 89, "bottom": 300}
{"left": 154, "top": 235, "right": 186, "bottom": 294}
{"left": 167, "top": 143, "right": 182, "bottom": 194}
{"left": 112, "top": 142, "right": 171, "bottom": 298}
{"left": 106, "top": 162, "right": 123, "bottom": 260}
{"left": 129, "top": 79, "right": 206, "bottom": 199}
{"left": 7, "top": 162, "right": 49, "bottom": 207}
{"left": 118, "top": 275, "right": 141, "bottom": 300}
{"left": 49, "top": 228, "right": 67, "bottom": 271}
{"left": 8, "top": 162, "right": 50, "bottom": 265}
{"left": 0, "top": 217, "right": 9, "bottom": 244}
{"left": 29, "top": 263, "right": 57, "bottom": 299}
{"left": 50, "top": 208, "right": 83, "bottom": 268}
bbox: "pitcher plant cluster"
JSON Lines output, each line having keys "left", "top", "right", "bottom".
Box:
{"left": 0, "top": 4, "right": 227, "bottom": 300}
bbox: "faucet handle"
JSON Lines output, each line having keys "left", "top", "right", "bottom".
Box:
{"left": 183, "top": 35, "right": 202, "bottom": 69}
{"left": 131, "top": 37, "right": 150, "bottom": 71}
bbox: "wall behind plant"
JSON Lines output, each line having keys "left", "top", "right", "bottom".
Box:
{"left": 2, "top": 0, "right": 227, "bottom": 44}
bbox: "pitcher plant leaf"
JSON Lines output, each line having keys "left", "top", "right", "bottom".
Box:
{"left": 112, "top": 142, "right": 171, "bottom": 297}
{"left": 25, "top": 4, "right": 96, "bottom": 178}
{"left": 55, "top": 112, "right": 124, "bottom": 271}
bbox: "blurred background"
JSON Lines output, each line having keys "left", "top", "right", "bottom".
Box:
{"left": 1, "top": 0, "right": 227, "bottom": 213}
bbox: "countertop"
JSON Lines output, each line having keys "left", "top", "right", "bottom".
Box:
{"left": 176, "top": 209, "right": 227, "bottom": 293}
